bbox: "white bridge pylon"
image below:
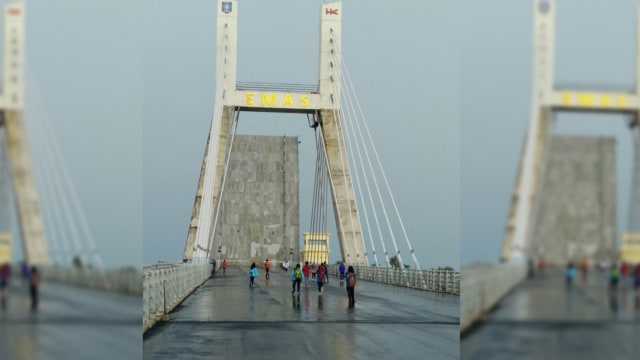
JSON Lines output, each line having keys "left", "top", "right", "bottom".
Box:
{"left": 501, "top": 0, "right": 640, "bottom": 262}
{"left": 183, "top": 0, "right": 367, "bottom": 266}
{"left": 0, "top": 1, "right": 49, "bottom": 265}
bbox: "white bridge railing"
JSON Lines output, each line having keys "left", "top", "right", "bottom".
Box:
{"left": 337, "top": 266, "right": 461, "bottom": 295}
{"left": 11, "top": 265, "right": 141, "bottom": 295}
{"left": 460, "top": 262, "right": 527, "bottom": 333}
{"left": 142, "top": 263, "right": 460, "bottom": 332}
{"left": 143, "top": 263, "right": 210, "bottom": 332}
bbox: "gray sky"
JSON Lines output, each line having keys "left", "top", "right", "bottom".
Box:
{"left": 143, "top": 0, "right": 460, "bottom": 269}
{"left": 461, "top": 0, "right": 637, "bottom": 264}
{"left": 9, "top": 0, "right": 142, "bottom": 268}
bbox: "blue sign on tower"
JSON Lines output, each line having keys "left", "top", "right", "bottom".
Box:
{"left": 222, "top": 2, "right": 232, "bottom": 14}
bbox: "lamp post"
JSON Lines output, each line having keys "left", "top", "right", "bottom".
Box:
{"left": 217, "top": 246, "right": 221, "bottom": 264}
{"left": 289, "top": 248, "right": 293, "bottom": 264}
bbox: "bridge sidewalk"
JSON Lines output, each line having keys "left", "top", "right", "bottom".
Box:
{"left": 462, "top": 270, "right": 640, "bottom": 360}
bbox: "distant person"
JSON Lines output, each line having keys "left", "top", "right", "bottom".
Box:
{"left": 537, "top": 258, "right": 545, "bottom": 275}
{"left": 291, "top": 264, "right": 302, "bottom": 295}
{"left": 0, "top": 262, "right": 10, "bottom": 288}
{"left": 565, "top": 262, "right": 576, "bottom": 288}
{"left": 609, "top": 264, "right": 620, "bottom": 291}
{"left": 0, "top": 262, "right": 9, "bottom": 311}
{"left": 527, "top": 258, "right": 534, "bottom": 279}
{"left": 222, "top": 259, "right": 227, "bottom": 274}
{"left": 248, "top": 262, "right": 258, "bottom": 288}
{"left": 302, "top": 261, "right": 311, "bottom": 288}
{"left": 316, "top": 262, "right": 327, "bottom": 294}
{"left": 264, "top": 259, "right": 270, "bottom": 279}
{"left": 283, "top": 260, "right": 289, "bottom": 273}
{"left": 338, "top": 261, "right": 346, "bottom": 287}
{"left": 580, "top": 259, "right": 589, "bottom": 284}
{"left": 633, "top": 263, "right": 640, "bottom": 292}
{"left": 346, "top": 265, "right": 356, "bottom": 307}
{"left": 210, "top": 259, "right": 217, "bottom": 277}
{"left": 311, "top": 263, "right": 317, "bottom": 280}
{"left": 620, "top": 262, "right": 629, "bottom": 288}
{"left": 324, "top": 262, "right": 329, "bottom": 284}
{"left": 29, "top": 266, "right": 39, "bottom": 310}
{"left": 21, "top": 261, "right": 29, "bottom": 285}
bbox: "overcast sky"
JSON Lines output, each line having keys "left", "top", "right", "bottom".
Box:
{"left": 143, "top": 0, "right": 460, "bottom": 269}
{"left": 461, "top": 0, "right": 637, "bottom": 264}
{"left": 9, "top": 0, "right": 142, "bottom": 268}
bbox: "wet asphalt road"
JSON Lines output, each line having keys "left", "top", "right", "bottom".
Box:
{"left": 144, "top": 266, "right": 460, "bottom": 359}
{"left": 462, "top": 270, "right": 640, "bottom": 360}
{"left": 0, "top": 279, "right": 141, "bottom": 359}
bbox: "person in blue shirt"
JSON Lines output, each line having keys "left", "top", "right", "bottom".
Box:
{"left": 338, "top": 262, "right": 346, "bottom": 287}
{"left": 249, "top": 262, "right": 258, "bottom": 288}
{"left": 565, "top": 262, "right": 576, "bottom": 288}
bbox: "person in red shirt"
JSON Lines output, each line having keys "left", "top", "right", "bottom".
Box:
{"left": 222, "top": 260, "right": 227, "bottom": 274}
{"left": 302, "top": 261, "right": 311, "bottom": 288}
{"left": 264, "top": 259, "right": 271, "bottom": 279}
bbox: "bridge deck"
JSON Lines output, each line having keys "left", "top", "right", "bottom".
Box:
{"left": 462, "top": 270, "right": 640, "bottom": 360}
{"left": 0, "top": 279, "right": 141, "bottom": 359}
{"left": 144, "top": 266, "right": 460, "bottom": 359}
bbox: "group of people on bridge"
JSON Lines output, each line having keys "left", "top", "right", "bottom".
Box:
{"left": 244, "top": 259, "right": 357, "bottom": 307}
{"left": 0, "top": 261, "right": 40, "bottom": 311}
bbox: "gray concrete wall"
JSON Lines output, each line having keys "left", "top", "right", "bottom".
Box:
{"left": 530, "top": 135, "right": 616, "bottom": 265}
{"left": 214, "top": 135, "right": 299, "bottom": 265}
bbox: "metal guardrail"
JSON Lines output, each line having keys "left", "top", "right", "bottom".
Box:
{"left": 236, "top": 81, "right": 319, "bottom": 93}
{"left": 334, "top": 265, "right": 461, "bottom": 295}
{"left": 460, "top": 263, "right": 527, "bottom": 333}
{"left": 143, "top": 263, "right": 210, "bottom": 332}
{"left": 10, "top": 265, "right": 141, "bottom": 295}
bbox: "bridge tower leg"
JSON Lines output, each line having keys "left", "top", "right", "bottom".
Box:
{"left": 501, "top": 0, "right": 555, "bottom": 262}
{"left": 0, "top": 2, "right": 49, "bottom": 265}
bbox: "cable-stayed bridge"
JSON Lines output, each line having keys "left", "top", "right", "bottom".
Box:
{"left": 462, "top": 1, "right": 640, "bottom": 358}
{"left": 0, "top": 1, "right": 140, "bottom": 358}
{"left": 143, "top": 1, "right": 459, "bottom": 357}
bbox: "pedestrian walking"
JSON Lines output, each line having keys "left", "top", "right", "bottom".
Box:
{"left": 338, "top": 261, "right": 346, "bottom": 287}
{"left": 302, "top": 261, "right": 311, "bottom": 288}
{"left": 609, "top": 263, "right": 620, "bottom": 291}
{"left": 324, "top": 262, "right": 330, "bottom": 284}
{"left": 29, "top": 266, "right": 39, "bottom": 310}
{"left": 249, "top": 262, "right": 258, "bottom": 288}
{"left": 580, "top": 259, "right": 588, "bottom": 284}
{"left": 311, "top": 263, "right": 317, "bottom": 279}
{"left": 291, "top": 264, "right": 302, "bottom": 294}
{"left": 222, "top": 259, "right": 227, "bottom": 274}
{"left": 565, "top": 262, "right": 576, "bottom": 288}
{"left": 264, "top": 259, "right": 271, "bottom": 279}
{"left": 346, "top": 265, "right": 356, "bottom": 307}
{"left": 633, "top": 263, "right": 640, "bottom": 292}
{"left": 316, "top": 262, "right": 326, "bottom": 294}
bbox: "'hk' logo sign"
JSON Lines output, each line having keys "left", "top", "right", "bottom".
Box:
{"left": 325, "top": 8, "right": 338, "bottom": 16}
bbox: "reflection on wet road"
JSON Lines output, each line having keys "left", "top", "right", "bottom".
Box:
{"left": 462, "top": 270, "right": 640, "bottom": 360}
{"left": 144, "top": 266, "right": 460, "bottom": 359}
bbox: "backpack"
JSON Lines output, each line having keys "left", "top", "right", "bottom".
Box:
{"left": 294, "top": 268, "right": 302, "bottom": 280}
{"left": 348, "top": 273, "right": 356, "bottom": 287}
